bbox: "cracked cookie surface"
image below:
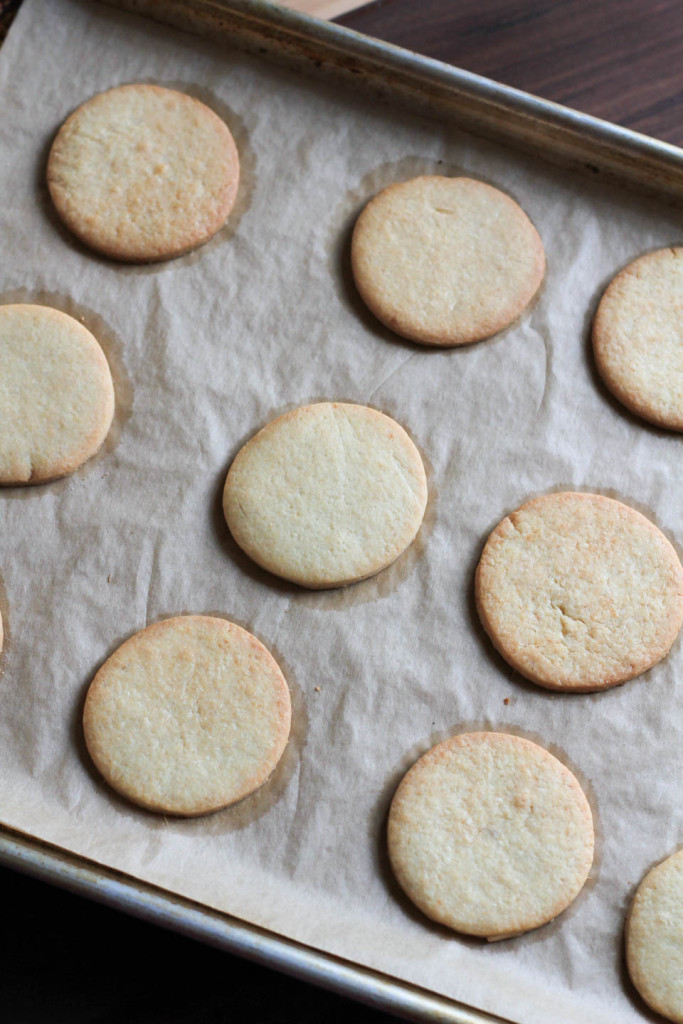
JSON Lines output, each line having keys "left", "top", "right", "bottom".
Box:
{"left": 388, "top": 731, "right": 594, "bottom": 938}
{"left": 476, "top": 492, "right": 683, "bottom": 691}
{"left": 351, "top": 176, "right": 545, "bottom": 346}
{"left": 83, "top": 616, "right": 291, "bottom": 816}
{"left": 48, "top": 84, "right": 239, "bottom": 262}
{"left": 593, "top": 247, "right": 683, "bottom": 430}
{"left": 0, "top": 304, "right": 114, "bottom": 484}
{"left": 223, "top": 402, "right": 428, "bottom": 588}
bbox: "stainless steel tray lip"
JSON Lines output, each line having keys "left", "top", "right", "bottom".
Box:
{"left": 109, "top": 0, "right": 683, "bottom": 197}
{"left": 0, "top": 827, "right": 511, "bottom": 1024}
{"left": 234, "top": 0, "right": 683, "bottom": 151}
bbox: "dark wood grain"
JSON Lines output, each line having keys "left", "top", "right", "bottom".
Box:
{"left": 4, "top": 0, "right": 683, "bottom": 146}
{"left": 338, "top": 0, "right": 683, "bottom": 147}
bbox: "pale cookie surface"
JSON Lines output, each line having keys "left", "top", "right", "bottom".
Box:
{"left": 223, "top": 402, "right": 428, "bottom": 589}
{"left": 388, "top": 732, "right": 593, "bottom": 938}
{"left": 476, "top": 492, "right": 683, "bottom": 691}
{"left": 593, "top": 248, "right": 683, "bottom": 430}
{"left": 627, "top": 849, "right": 683, "bottom": 1023}
{"left": 48, "top": 84, "right": 240, "bottom": 262}
{"left": 83, "top": 616, "right": 291, "bottom": 816}
{"left": 351, "top": 176, "right": 545, "bottom": 346}
{"left": 0, "top": 304, "right": 114, "bottom": 484}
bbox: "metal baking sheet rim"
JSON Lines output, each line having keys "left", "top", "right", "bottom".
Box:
{"left": 106, "top": 0, "right": 683, "bottom": 202}
{"left": 0, "top": 2, "right": 666, "bottom": 1022}
{"left": 0, "top": 826, "right": 509, "bottom": 1024}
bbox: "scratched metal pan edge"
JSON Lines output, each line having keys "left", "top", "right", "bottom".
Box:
{"left": 0, "top": 2, "right": 662, "bottom": 1023}
{"left": 107, "top": 0, "right": 683, "bottom": 202}
{"left": 0, "top": 829, "right": 512, "bottom": 1024}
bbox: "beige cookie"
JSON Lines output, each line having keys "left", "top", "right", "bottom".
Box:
{"left": 627, "top": 849, "right": 683, "bottom": 1023}
{"left": 223, "top": 402, "right": 428, "bottom": 589}
{"left": 0, "top": 304, "right": 114, "bottom": 484}
{"left": 83, "top": 616, "right": 291, "bottom": 816}
{"left": 476, "top": 492, "right": 683, "bottom": 692}
{"left": 593, "top": 248, "right": 683, "bottom": 430}
{"left": 388, "top": 732, "right": 593, "bottom": 938}
{"left": 351, "top": 176, "right": 545, "bottom": 346}
{"left": 48, "top": 84, "right": 240, "bottom": 262}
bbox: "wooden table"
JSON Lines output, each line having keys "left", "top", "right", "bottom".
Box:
{"left": 0, "top": 1, "right": 680, "bottom": 1021}
{"left": 340, "top": 0, "right": 683, "bottom": 148}
{"left": 3, "top": 0, "right": 683, "bottom": 149}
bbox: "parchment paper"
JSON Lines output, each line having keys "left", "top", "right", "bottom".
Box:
{"left": 0, "top": 2, "right": 682, "bottom": 1021}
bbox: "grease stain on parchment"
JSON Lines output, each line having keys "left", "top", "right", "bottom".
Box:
{"left": 466, "top": 482, "right": 683, "bottom": 705}
{"left": 211, "top": 398, "right": 436, "bottom": 611}
{"left": 73, "top": 611, "right": 307, "bottom": 834}
{"left": 38, "top": 81, "right": 254, "bottom": 274}
{"left": 372, "top": 720, "right": 601, "bottom": 950}
{"left": 327, "top": 155, "right": 547, "bottom": 354}
{"left": 0, "top": 288, "right": 133, "bottom": 500}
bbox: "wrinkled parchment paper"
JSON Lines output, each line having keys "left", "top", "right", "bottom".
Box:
{"left": 1, "top": 2, "right": 682, "bottom": 1021}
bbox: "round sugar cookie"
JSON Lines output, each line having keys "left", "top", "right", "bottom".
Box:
{"left": 83, "top": 616, "right": 291, "bottom": 816}
{"left": 388, "top": 732, "right": 594, "bottom": 938}
{"left": 0, "top": 304, "right": 114, "bottom": 484}
{"left": 223, "top": 402, "right": 428, "bottom": 589}
{"left": 47, "top": 84, "right": 240, "bottom": 262}
{"left": 593, "top": 248, "right": 683, "bottom": 430}
{"left": 351, "top": 176, "right": 545, "bottom": 346}
{"left": 476, "top": 492, "right": 683, "bottom": 692}
{"left": 627, "top": 849, "right": 683, "bottom": 1023}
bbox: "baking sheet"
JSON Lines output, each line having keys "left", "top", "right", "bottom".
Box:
{"left": 0, "top": 1, "right": 682, "bottom": 1021}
